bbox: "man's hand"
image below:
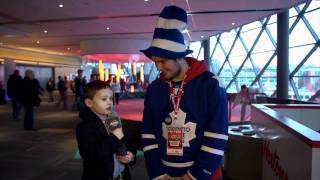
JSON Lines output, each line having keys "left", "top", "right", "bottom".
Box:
{"left": 116, "top": 151, "right": 134, "bottom": 164}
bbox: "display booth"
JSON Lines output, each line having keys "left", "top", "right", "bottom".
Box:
{"left": 225, "top": 104, "right": 320, "bottom": 180}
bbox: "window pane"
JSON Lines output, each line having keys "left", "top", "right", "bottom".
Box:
{"left": 189, "top": 41, "right": 201, "bottom": 58}
{"left": 266, "top": 23, "right": 277, "bottom": 42}
{"left": 289, "top": 7, "right": 298, "bottom": 17}
{"left": 220, "top": 30, "right": 236, "bottom": 39}
{"left": 198, "top": 46, "right": 204, "bottom": 60}
{"left": 289, "top": 17, "right": 316, "bottom": 47}
{"left": 211, "top": 45, "right": 226, "bottom": 71}
{"left": 289, "top": 44, "right": 315, "bottom": 72}
{"left": 304, "top": 10, "right": 320, "bottom": 38}
{"left": 238, "top": 60, "right": 256, "bottom": 78}
{"left": 209, "top": 36, "right": 217, "bottom": 53}
{"left": 252, "top": 31, "right": 276, "bottom": 53}
{"left": 219, "top": 62, "right": 234, "bottom": 78}
{"left": 241, "top": 21, "right": 262, "bottom": 32}
{"left": 240, "top": 28, "right": 261, "bottom": 50}
{"left": 293, "top": 47, "right": 320, "bottom": 100}
{"left": 306, "top": 0, "right": 320, "bottom": 12}
{"left": 209, "top": 59, "right": 221, "bottom": 74}
{"left": 228, "top": 56, "right": 245, "bottom": 71}
{"left": 268, "top": 14, "right": 277, "bottom": 24}
{"left": 260, "top": 55, "right": 277, "bottom": 96}
{"left": 224, "top": 79, "right": 238, "bottom": 93}
{"left": 229, "top": 38, "right": 247, "bottom": 57}
{"left": 292, "top": 77, "right": 320, "bottom": 101}
{"left": 251, "top": 51, "right": 275, "bottom": 74}
{"left": 219, "top": 35, "right": 237, "bottom": 54}
{"left": 298, "top": 3, "right": 306, "bottom": 10}
{"left": 221, "top": 77, "right": 232, "bottom": 88}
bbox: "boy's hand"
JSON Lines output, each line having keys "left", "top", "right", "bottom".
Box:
{"left": 117, "top": 151, "right": 134, "bottom": 164}
{"left": 111, "top": 128, "right": 124, "bottom": 140}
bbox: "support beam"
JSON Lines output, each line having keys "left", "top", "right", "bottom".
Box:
{"left": 202, "top": 39, "right": 210, "bottom": 69}
{"left": 276, "top": 10, "right": 289, "bottom": 99}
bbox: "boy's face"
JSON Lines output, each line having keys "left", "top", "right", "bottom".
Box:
{"left": 85, "top": 88, "right": 113, "bottom": 116}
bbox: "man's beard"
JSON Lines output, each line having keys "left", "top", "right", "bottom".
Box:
{"left": 167, "top": 64, "right": 182, "bottom": 81}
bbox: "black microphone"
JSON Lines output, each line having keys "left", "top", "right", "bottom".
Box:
{"left": 105, "top": 113, "right": 127, "bottom": 156}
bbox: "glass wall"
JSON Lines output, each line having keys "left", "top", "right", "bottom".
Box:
{"left": 188, "top": 1, "right": 320, "bottom": 103}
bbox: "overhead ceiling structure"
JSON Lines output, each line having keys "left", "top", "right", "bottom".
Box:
{"left": 0, "top": 0, "right": 306, "bottom": 62}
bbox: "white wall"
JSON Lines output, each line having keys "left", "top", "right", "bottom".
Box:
{"left": 273, "top": 108, "right": 320, "bottom": 132}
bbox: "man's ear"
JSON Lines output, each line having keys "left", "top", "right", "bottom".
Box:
{"left": 85, "top": 98, "right": 93, "bottom": 108}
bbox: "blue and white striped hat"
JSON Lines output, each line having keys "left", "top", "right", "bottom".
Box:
{"left": 141, "top": 5, "right": 193, "bottom": 59}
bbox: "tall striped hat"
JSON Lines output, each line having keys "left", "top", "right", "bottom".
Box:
{"left": 140, "top": 5, "right": 193, "bottom": 59}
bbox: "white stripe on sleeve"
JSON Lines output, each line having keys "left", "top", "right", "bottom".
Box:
{"left": 201, "top": 145, "right": 224, "bottom": 156}
{"left": 142, "top": 134, "right": 156, "bottom": 139}
{"left": 143, "top": 144, "right": 159, "bottom": 152}
{"left": 204, "top": 131, "right": 228, "bottom": 141}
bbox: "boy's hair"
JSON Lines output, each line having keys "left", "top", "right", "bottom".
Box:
{"left": 84, "top": 80, "right": 112, "bottom": 99}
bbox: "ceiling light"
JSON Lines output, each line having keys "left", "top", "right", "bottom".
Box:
{"left": 36, "top": 40, "right": 40, "bottom": 44}
{"left": 201, "top": 36, "right": 204, "bottom": 38}
{"left": 59, "top": 4, "right": 64, "bottom": 8}
{"left": 231, "top": 22, "right": 236, "bottom": 26}
{"left": 106, "top": 27, "right": 110, "bottom": 30}
{"left": 144, "top": 0, "right": 149, "bottom": 1}
{"left": 44, "top": 30, "right": 48, "bottom": 33}
{"left": 67, "top": 47, "right": 71, "bottom": 51}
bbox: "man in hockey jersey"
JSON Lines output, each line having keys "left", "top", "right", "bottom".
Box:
{"left": 140, "top": 5, "right": 228, "bottom": 180}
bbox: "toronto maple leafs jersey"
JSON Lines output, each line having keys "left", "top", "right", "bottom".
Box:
{"left": 142, "top": 58, "right": 228, "bottom": 180}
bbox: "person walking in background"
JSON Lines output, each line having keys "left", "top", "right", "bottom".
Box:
{"left": 20, "top": 70, "right": 41, "bottom": 130}
{"left": 120, "top": 78, "right": 127, "bottom": 94}
{"left": 140, "top": 6, "right": 228, "bottom": 180}
{"left": 56, "top": 76, "right": 68, "bottom": 109}
{"left": 7, "top": 69, "right": 22, "bottom": 120}
{"left": 74, "top": 69, "right": 86, "bottom": 111}
{"left": 46, "top": 77, "right": 55, "bottom": 102}
{"left": 111, "top": 77, "right": 121, "bottom": 105}
{"left": 232, "top": 85, "right": 251, "bottom": 121}
{"left": 0, "top": 81, "right": 6, "bottom": 105}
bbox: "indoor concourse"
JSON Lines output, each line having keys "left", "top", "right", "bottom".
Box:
{"left": 1, "top": 0, "right": 320, "bottom": 180}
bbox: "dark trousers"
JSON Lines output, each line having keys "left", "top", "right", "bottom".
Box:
{"left": 56, "top": 91, "right": 67, "bottom": 109}
{"left": 12, "top": 98, "right": 21, "bottom": 119}
{"left": 24, "top": 105, "right": 35, "bottom": 130}
{"left": 48, "top": 91, "right": 54, "bottom": 102}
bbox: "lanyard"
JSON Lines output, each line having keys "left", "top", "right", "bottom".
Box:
{"left": 169, "top": 75, "right": 187, "bottom": 120}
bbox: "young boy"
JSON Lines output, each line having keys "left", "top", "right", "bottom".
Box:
{"left": 76, "top": 80, "right": 136, "bottom": 180}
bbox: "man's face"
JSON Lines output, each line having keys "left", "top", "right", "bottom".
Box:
{"left": 85, "top": 88, "right": 114, "bottom": 116}
{"left": 78, "top": 71, "right": 83, "bottom": 78}
{"left": 152, "top": 56, "right": 181, "bottom": 80}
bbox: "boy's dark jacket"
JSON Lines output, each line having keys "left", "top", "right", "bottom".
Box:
{"left": 76, "top": 107, "right": 136, "bottom": 180}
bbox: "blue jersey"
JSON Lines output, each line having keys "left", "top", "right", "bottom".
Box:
{"left": 142, "top": 58, "right": 228, "bottom": 180}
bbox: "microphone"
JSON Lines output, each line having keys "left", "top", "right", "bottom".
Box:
{"left": 105, "top": 112, "right": 127, "bottom": 156}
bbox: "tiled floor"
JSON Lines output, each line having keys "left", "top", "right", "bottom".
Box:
{"left": 0, "top": 96, "right": 148, "bottom": 180}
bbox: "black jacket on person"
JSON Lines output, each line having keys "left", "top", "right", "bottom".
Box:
{"left": 46, "top": 81, "right": 55, "bottom": 92}
{"left": 76, "top": 107, "right": 136, "bottom": 180}
{"left": 7, "top": 74, "right": 22, "bottom": 99}
{"left": 20, "top": 77, "right": 41, "bottom": 107}
{"left": 74, "top": 77, "right": 86, "bottom": 97}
